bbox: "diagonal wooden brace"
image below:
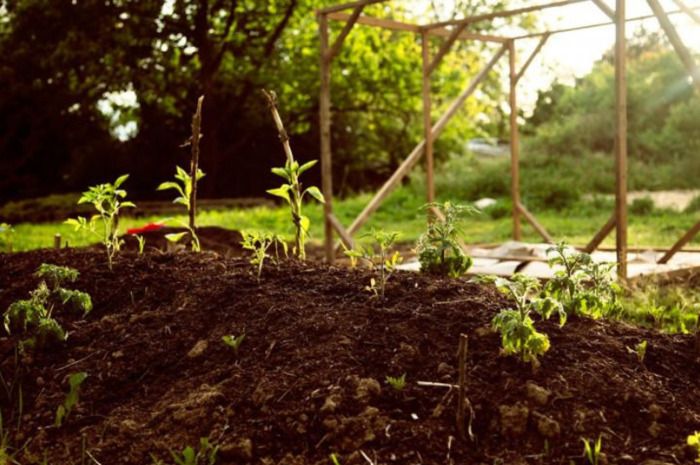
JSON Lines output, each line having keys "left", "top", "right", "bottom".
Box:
{"left": 591, "top": 0, "right": 616, "bottom": 20}
{"left": 325, "top": 5, "right": 365, "bottom": 62}
{"left": 514, "top": 33, "right": 550, "bottom": 84}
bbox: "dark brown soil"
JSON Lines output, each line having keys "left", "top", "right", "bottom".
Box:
{"left": 0, "top": 249, "right": 699, "bottom": 465}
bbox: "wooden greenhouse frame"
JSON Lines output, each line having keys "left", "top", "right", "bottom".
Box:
{"left": 317, "top": 0, "right": 700, "bottom": 280}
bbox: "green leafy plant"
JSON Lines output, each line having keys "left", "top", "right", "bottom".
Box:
{"left": 416, "top": 202, "right": 475, "bottom": 277}
{"left": 491, "top": 274, "right": 565, "bottom": 365}
{"left": 582, "top": 435, "right": 602, "bottom": 465}
{"left": 157, "top": 166, "right": 205, "bottom": 252}
{"left": 135, "top": 235, "right": 146, "bottom": 254}
{"left": 65, "top": 174, "right": 135, "bottom": 270}
{"left": 221, "top": 334, "right": 245, "bottom": 355}
{"left": 385, "top": 373, "right": 407, "bottom": 391}
{"left": 628, "top": 339, "right": 647, "bottom": 364}
{"left": 240, "top": 231, "right": 287, "bottom": 282}
{"left": 264, "top": 89, "right": 324, "bottom": 261}
{"left": 545, "top": 243, "right": 621, "bottom": 318}
{"left": 55, "top": 371, "right": 87, "bottom": 427}
{"left": 688, "top": 431, "right": 700, "bottom": 463}
{"left": 4, "top": 264, "right": 92, "bottom": 350}
{"left": 170, "top": 437, "right": 218, "bottom": 465}
{"left": 0, "top": 223, "right": 14, "bottom": 252}
{"left": 345, "top": 229, "right": 402, "bottom": 299}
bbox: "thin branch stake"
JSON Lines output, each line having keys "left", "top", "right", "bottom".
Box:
{"left": 456, "top": 333, "right": 468, "bottom": 440}
{"left": 189, "top": 95, "right": 204, "bottom": 233}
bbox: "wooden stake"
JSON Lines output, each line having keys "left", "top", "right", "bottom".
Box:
{"left": 422, "top": 32, "right": 435, "bottom": 214}
{"left": 189, "top": 95, "right": 204, "bottom": 233}
{"left": 319, "top": 14, "right": 335, "bottom": 264}
{"left": 584, "top": 214, "right": 616, "bottom": 253}
{"left": 54, "top": 233, "right": 61, "bottom": 250}
{"left": 456, "top": 333, "right": 468, "bottom": 440}
{"left": 614, "top": 0, "right": 628, "bottom": 280}
{"left": 509, "top": 40, "right": 521, "bottom": 241}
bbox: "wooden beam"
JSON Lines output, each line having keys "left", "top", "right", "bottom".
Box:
{"left": 327, "top": 12, "right": 509, "bottom": 43}
{"left": 647, "top": 0, "right": 700, "bottom": 92}
{"left": 584, "top": 214, "right": 616, "bottom": 253}
{"left": 318, "top": 0, "right": 385, "bottom": 15}
{"left": 422, "top": 33, "right": 435, "bottom": 212}
{"left": 328, "top": 213, "right": 354, "bottom": 249}
{"left": 514, "top": 33, "right": 550, "bottom": 84}
{"left": 517, "top": 202, "right": 555, "bottom": 244}
{"left": 511, "top": 5, "right": 700, "bottom": 40}
{"left": 319, "top": 14, "right": 335, "bottom": 264}
{"left": 326, "top": 6, "right": 364, "bottom": 62}
{"left": 658, "top": 220, "right": 700, "bottom": 264}
{"left": 671, "top": 0, "right": 700, "bottom": 24}
{"left": 591, "top": 0, "right": 616, "bottom": 20}
{"left": 509, "top": 41, "right": 521, "bottom": 241}
{"left": 614, "top": 0, "right": 628, "bottom": 280}
{"left": 427, "top": 23, "right": 469, "bottom": 74}
{"left": 341, "top": 46, "right": 507, "bottom": 240}
{"left": 425, "top": 0, "right": 588, "bottom": 30}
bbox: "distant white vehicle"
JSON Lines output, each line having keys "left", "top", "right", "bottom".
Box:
{"left": 467, "top": 138, "right": 509, "bottom": 157}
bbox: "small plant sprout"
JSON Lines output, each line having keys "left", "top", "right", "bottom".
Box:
{"left": 170, "top": 437, "right": 218, "bottom": 465}
{"left": 55, "top": 371, "right": 87, "bottom": 427}
{"left": 65, "top": 174, "right": 135, "bottom": 270}
{"left": 581, "top": 435, "right": 603, "bottom": 465}
{"left": 222, "top": 334, "right": 245, "bottom": 355}
{"left": 0, "top": 223, "right": 15, "bottom": 252}
{"left": 687, "top": 431, "right": 700, "bottom": 462}
{"left": 135, "top": 235, "right": 146, "bottom": 254}
{"left": 545, "top": 243, "right": 621, "bottom": 318}
{"left": 157, "top": 165, "right": 205, "bottom": 252}
{"left": 416, "top": 202, "right": 475, "bottom": 277}
{"left": 491, "top": 274, "right": 565, "bottom": 366}
{"left": 240, "top": 231, "right": 287, "bottom": 282}
{"left": 4, "top": 264, "right": 92, "bottom": 350}
{"left": 385, "top": 373, "right": 407, "bottom": 391}
{"left": 345, "top": 229, "right": 402, "bottom": 299}
{"left": 329, "top": 453, "right": 342, "bottom": 465}
{"left": 628, "top": 339, "right": 648, "bottom": 364}
{"left": 263, "top": 89, "right": 324, "bottom": 261}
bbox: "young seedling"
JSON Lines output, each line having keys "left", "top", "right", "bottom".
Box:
{"left": 545, "top": 243, "right": 620, "bottom": 318}
{"left": 4, "top": 264, "right": 92, "bottom": 350}
{"left": 65, "top": 174, "right": 135, "bottom": 270}
{"left": 385, "top": 373, "right": 407, "bottom": 391}
{"left": 135, "top": 235, "right": 146, "bottom": 254}
{"left": 491, "top": 274, "right": 565, "bottom": 366}
{"left": 157, "top": 165, "right": 205, "bottom": 252}
{"left": 329, "top": 453, "right": 342, "bottom": 465}
{"left": 0, "top": 223, "right": 14, "bottom": 252}
{"left": 263, "top": 89, "right": 324, "bottom": 260}
{"left": 627, "top": 339, "right": 647, "bottom": 364}
{"left": 55, "top": 371, "right": 87, "bottom": 427}
{"left": 221, "top": 334, "right": 245, "bottom": 355}
{"left": 581, "top": 435, "right": 603, "bottom": 465}
{"left": 687, "top": 431, "right": 700, "bottom": 463}
{"left": 416, "top": 202, "right": 475, "bottom": 277}
{"left": 240, "top": 231, "right": 287, "bottom": 282}
{"left": 170, "top": 437, "right": 218, "bottom": 465}
{"left": 345, "top": 229, "right": 402, "bottom": 299}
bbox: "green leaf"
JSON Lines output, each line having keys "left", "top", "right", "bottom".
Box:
{"left": 121, "top": 201, "right": 136, "bottom": 208}
{"left": 271, "top": 167, "right": 289, "bottom": 180}
{"left": 114, "top": 174, "right": 129, "bottom": 188}
{"left": 304, "top": 186, "right": 325, "bottom": 204}
{"left": 157, "top": 181, "right": 180, "bottom": 191}
{"left": 267, "top": 185, "right": 291, "bottom": 203}
{"left": 298, "top": 159, "right": 318, "bottom": 175}
{"left": 165, "top": 232, "right": 187, "bottom": 243}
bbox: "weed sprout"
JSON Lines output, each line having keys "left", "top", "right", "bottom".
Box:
{"left": 345, "top": 229, "right": 402, "bottom": 299}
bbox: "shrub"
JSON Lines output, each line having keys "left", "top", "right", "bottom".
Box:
{"left": 482, "top": 199, "right": 511, "bottom": 219}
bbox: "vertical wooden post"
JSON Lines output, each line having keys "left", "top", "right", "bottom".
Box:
{"left": 508, "top": 40, "right": 521, "bottom": 241}
{"left": 456, "top": 333, "right": 468, "bottom": 440}
{"left": 319, "top": 14, "right": 334, "bottom": 264}
{"left": 614, "top": 0, "right": 628, "bottom": 280}
{"left": 422, "top": 32, "right": 435, "bottom": 215}
{"left": 189, "top": 95, "right": 204, "bottom": 234}
{"left": 54, "top": 233, "right": 61, "bottom": 250}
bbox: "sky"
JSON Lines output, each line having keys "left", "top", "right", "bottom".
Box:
{"left": 409, "top": 0, "right": 700, "bottom": 109}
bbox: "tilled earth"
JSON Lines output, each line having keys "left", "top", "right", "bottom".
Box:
{"left": 0, "top": 248, "right": 699, "bottom": 464}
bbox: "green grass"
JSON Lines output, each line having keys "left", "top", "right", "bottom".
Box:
{"left": 4, "top": 184, "right": 699, "bottom": 252}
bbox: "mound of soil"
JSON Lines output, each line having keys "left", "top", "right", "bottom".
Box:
{"left": 0, "top": 249, "right": 699, "bottom": 465}
{"left": 121, "top": 226, "right": 245, "bottom": 257}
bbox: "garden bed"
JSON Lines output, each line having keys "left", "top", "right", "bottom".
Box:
{"left": 0, "top": 248, "right": 699, "bottom": 464}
